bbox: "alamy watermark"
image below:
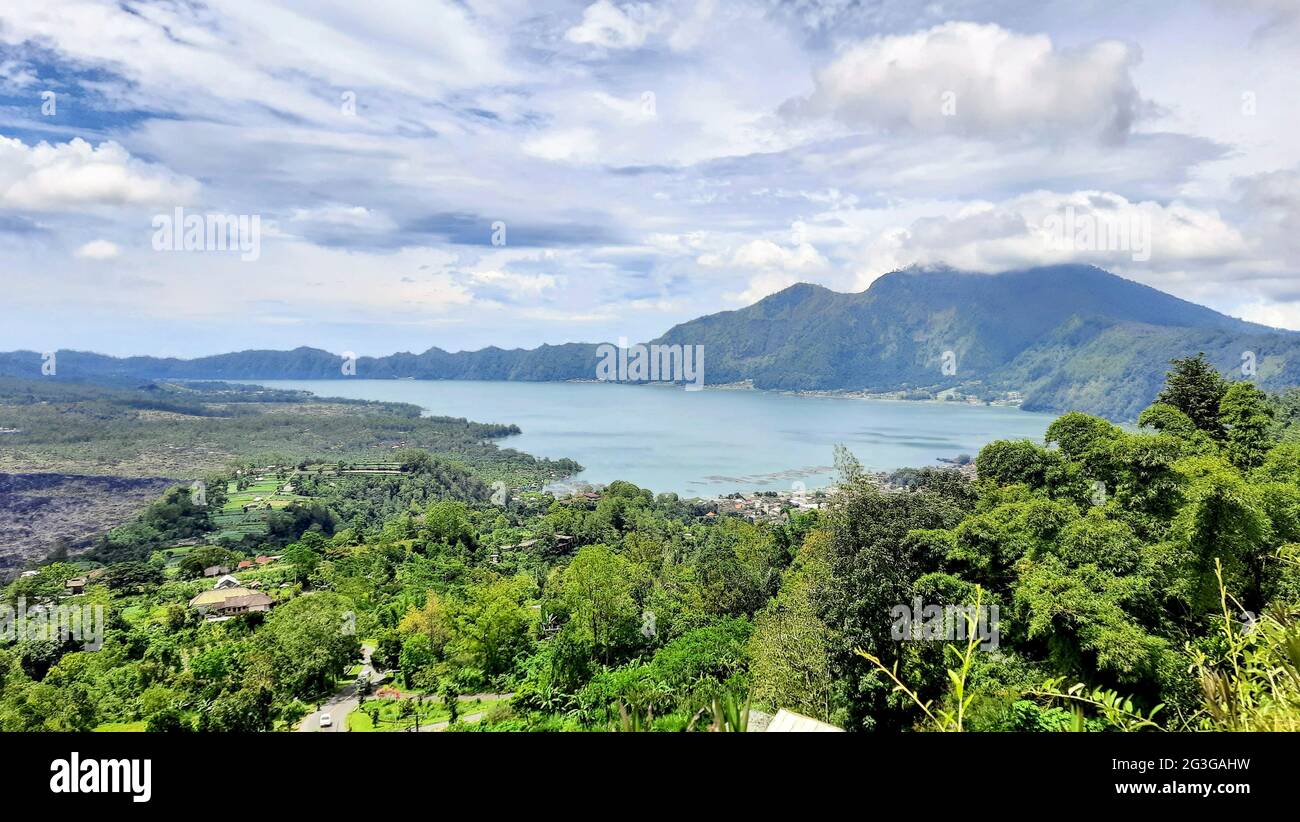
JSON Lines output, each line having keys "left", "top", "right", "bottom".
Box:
{"left": 1043, "top": 205, "right": 1150, "bottom": 262}
{"left": 1, "top": 598, "right": 105, "bottom": 651}
{"left": 50, "top": 752, "right": 151, "bottom": 803}
{"left": 152, "top": 207, "right": 261, "bottom": 262}
{"left": 595, "top": 337, "right": 704, "bottom": 390}
{"left": 890, "top": 597, "right": 999, "bottom": 651}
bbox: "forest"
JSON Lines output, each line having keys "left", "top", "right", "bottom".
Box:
{"left": 2, "top": 355, "right": 1299, "bottom": 732}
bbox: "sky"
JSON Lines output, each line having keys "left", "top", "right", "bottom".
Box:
{"left": 0, "top": 0, "right": 1298, "bottom": 357}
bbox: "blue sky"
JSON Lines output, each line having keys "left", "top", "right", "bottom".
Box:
{"left": 1, "top": 0, "right": 1298, "bottom": 357}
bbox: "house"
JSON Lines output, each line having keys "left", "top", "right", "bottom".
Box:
{"left": 189, "top": 577, "right": 275, "bottom": 618}
{"left": 202, "top": 565, "right": 231, "bottom": 578}
{"left": 19, "top": 570, "right": 37, "bottom": 578}
{"left": 207, "top": 593, "right": 275, "bottom": 617}
{"left": 254, "top": 555, "right": 275, "bottom": 566}
{"left": 553, "top": 534, "right": 575, "bottom": 550}
{"left": 236, "top": 560, "right": 255, "bottom": 570}
{"left": 64, "top": 577, "right": 87, "bottom": 595}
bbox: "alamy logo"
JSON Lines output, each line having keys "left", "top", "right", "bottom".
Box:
{"left": 151, "top": 207, "right": 261, "bottom": 261}
{"left": 890, "top": 597, "right": 1000, "bottom": 651}
{"left": 595, "top": 337, "right": 704, "bottom": 390}
{"left": 1043, "top": 205, "right": 1151, "bottom": 262}
{"left": 1, "top": 599, "right": 104, "bottom": 651}
{"left": 50, "top": 753, "right": 151, "bottom": 803}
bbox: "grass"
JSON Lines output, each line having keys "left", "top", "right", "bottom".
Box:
{"left": 93, "top": 721, "right": 147, "bottom": 732}
{"left": 347, "top": 697, "right": 504, "bottom": 732}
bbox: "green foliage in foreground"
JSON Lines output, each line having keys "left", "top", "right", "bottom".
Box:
{"left": 3, "top": 355, "right": 1300, "bottom": 732}
{"left": 820, "top": 355, "right": 1300, "bottom": 731}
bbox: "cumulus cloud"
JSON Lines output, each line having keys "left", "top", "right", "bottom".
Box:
{"left": 73, "top": 239, "right": 120, "bottom": 260}
{"left": 700, "top": 238, "right": 829, "bottom": 272}
{"left": 0, "top": 2, "right": 1296, "bottom": 355}
{"left": 0, "top": 137, "right": 198, "bottom": 210}
{"left": 843, "top": 190, "right": 1250, "bottom": 289}
{"left": 699, "top": 238, "right": 831, "bottom": 303}
{"left": 785, "top": 22, "right": 1144, "bottom": 142}
{"left": 565, "top": 1, "right": 668, "bottom": 50}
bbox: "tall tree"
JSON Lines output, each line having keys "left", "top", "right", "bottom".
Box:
{"left": 559, "top": 545, "right": 638, "bottom": 664}
{"left": 1157, "top": 353, "right": 1227, "bottom": 437}
{"left": 1220, "top": 381, "right": 1274, "bottom": 469}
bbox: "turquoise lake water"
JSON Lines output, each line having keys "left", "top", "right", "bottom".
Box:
{"left": 248, "top": 380, "right": 1056, "bottom": 496}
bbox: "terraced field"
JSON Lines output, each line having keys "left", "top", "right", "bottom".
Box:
{"left": 213, "top": 476, "right": 310, "bottom": 542}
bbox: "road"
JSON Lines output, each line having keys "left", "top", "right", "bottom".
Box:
{"left": 298, "top": 682, "right": 359, "bottom": 733}
{"left": 296, "top": 644, "right": 379, "bottom": 733}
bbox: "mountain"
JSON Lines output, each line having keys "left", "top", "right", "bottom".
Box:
{"left": 652, "top": 264, "right": 1300, "bottom": 419}
{"left": 3, "top": 264, "right": 1298, "bottom": 420}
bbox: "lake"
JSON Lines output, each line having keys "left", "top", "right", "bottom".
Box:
{"left": 248, "top": 380, "right": 1057, "bottom": 496}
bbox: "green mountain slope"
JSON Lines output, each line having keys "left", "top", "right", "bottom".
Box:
{"left": 3, "top": 265, "right": 1297, "bottom": 420}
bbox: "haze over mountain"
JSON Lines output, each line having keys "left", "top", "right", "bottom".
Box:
{"left": 3, "top": 265, "right": 1297, "bottom": 421}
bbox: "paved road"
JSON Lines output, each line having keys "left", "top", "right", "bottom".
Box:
{"left": 298, "top": 683, "right": 359, "bottom": 733}
{"left": 296, "top": 644, "right": 381, "bottom": 733}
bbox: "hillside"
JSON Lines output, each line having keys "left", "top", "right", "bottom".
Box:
{"left": 3, "top": 265, "right": 1298, "bottom": 420}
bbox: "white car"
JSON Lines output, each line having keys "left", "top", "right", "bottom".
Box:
{"left": 319, "top": 713, "right": 332, "bottom": 728}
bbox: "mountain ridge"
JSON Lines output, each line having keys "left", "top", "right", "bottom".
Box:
{"left": 3, "top": 264, "right": 1298, "bottom": 421}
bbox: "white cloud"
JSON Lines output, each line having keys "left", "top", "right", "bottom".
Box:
{"left": 0, "top": 137, "right": 198, "bottom": 210}
{"left": 521, "top": 128, "right": 601, "bottom": 163}
{"left": 73, "top": 239, "right": 120, "bottom": 260}
{"left": 835, "top": 190, "right": 1253, "bottom": 295}
{"left": 0, "top": 2, "right": 1297, "bottom": 356}
{"left": 287, "top": 204, "right": 397, "bottom": 236}
{"left": 700, "top": 239, "right": 829, "bottom": 272}
{"left": 565, "top": 1, "right": 667, "bottom": 50}
{"left": 786, "top": 22, "right": 1143, "bottom": 142}
{"left": 469, "top": 269, "right": 560, "bottom": 298}
{"left": 1234, "top": 167, "right": 1300, "bottom": 273}
{"left": 698, "top": 238, "right": 832, "bottom": 303}
{"left": 0, "top": 0, "right": 515, "bottom": 129}
{"left": 0, "top": 59, "right": 38, "bottom": 88}
{"left": 730, "top": 271, "right": 803, "bottom": 304}
{"left": 1235, "top": 300, "right": 1300, "bottom": 332}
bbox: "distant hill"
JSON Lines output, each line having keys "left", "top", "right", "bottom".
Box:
{"left": 652, "top": 265, "right": 1300, "bottom": 419}
{"left": 4, "top": 264, "right": 1298, "bottom": 420}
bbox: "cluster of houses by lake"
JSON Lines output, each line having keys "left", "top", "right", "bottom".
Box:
{"left": 709, "top": 490, "right": 827, "bottom": 522}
